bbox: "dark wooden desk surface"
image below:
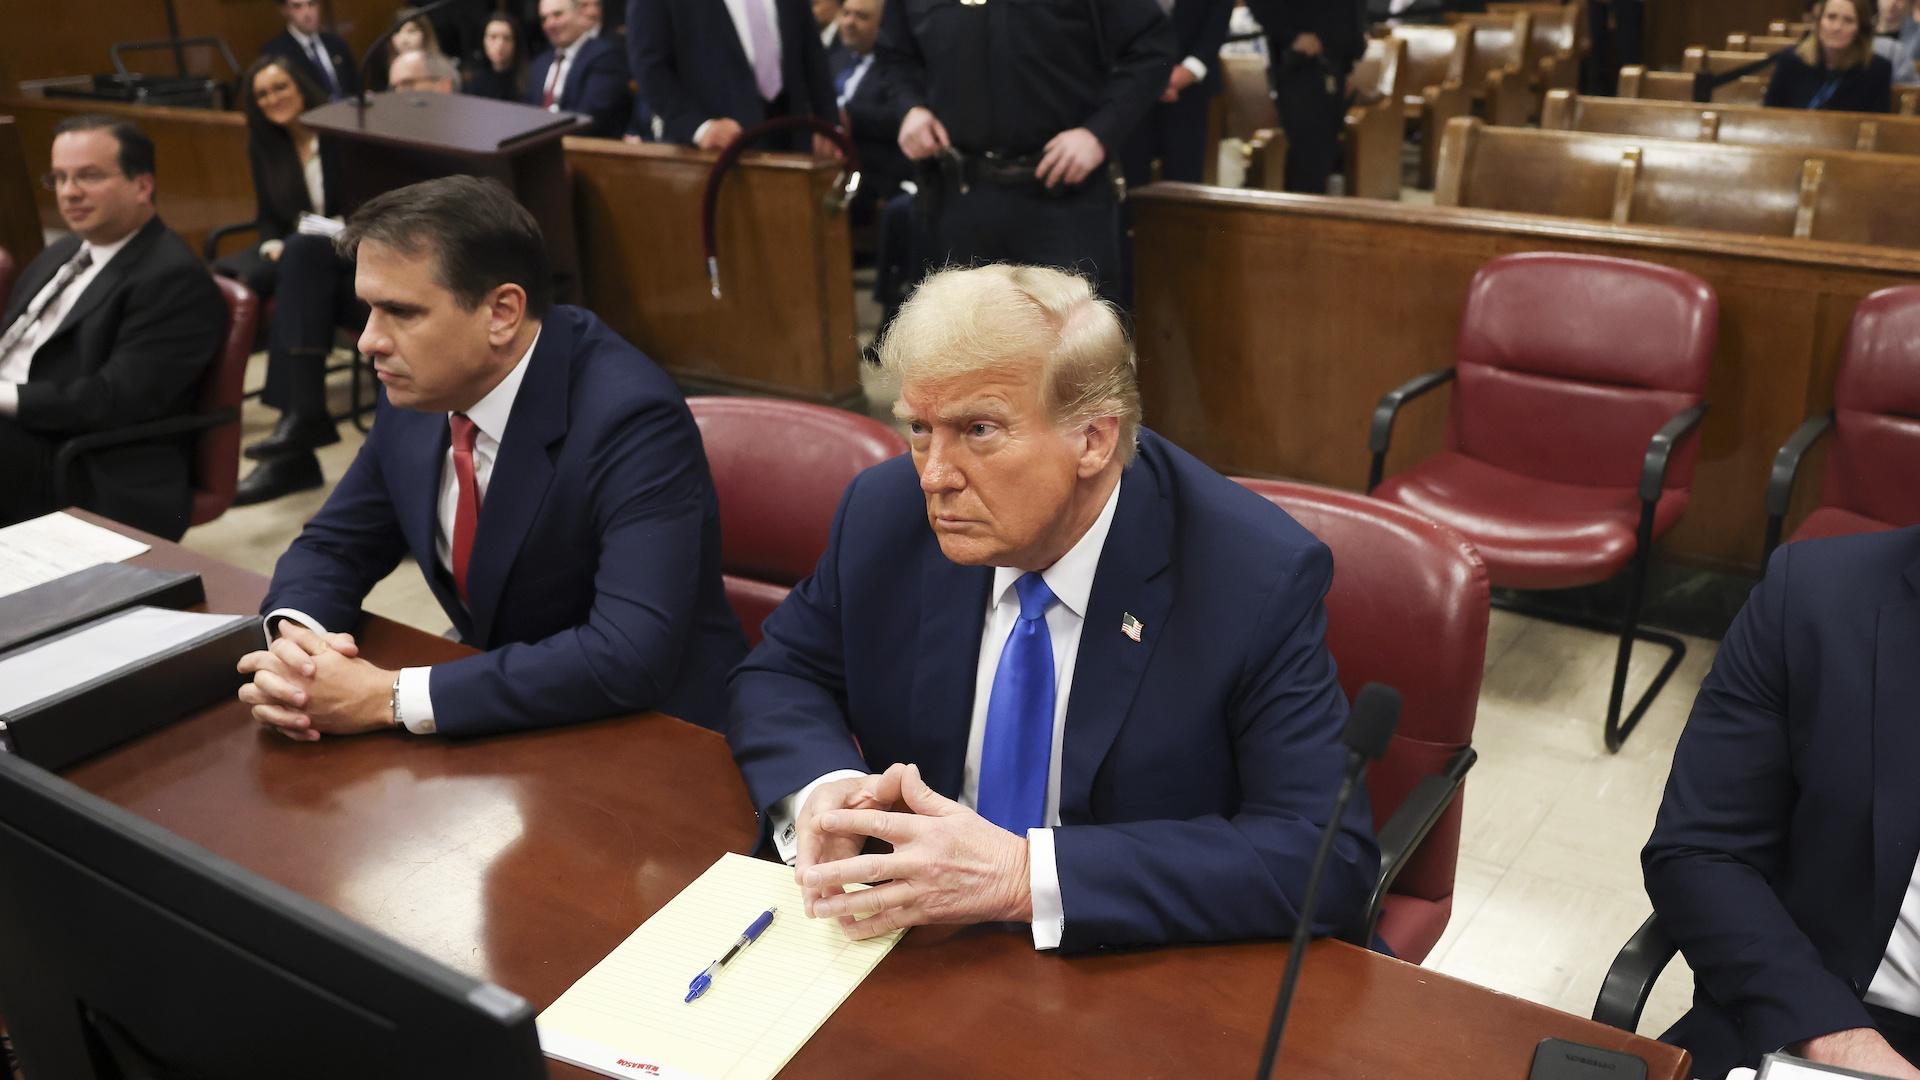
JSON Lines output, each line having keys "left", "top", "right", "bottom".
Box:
{"left": 60, "top": 521, "right": 1690, "bottom": 1080}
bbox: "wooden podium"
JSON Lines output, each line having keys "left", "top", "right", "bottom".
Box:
{"left": 302, "top": 92, "right": 587, "bottom": 299}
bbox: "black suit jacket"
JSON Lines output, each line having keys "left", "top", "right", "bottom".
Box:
{"left": 628, "top": 0, "right": 837, "bottom": 149}
{"left": 526, "top": 35, "right": 634, "bottom": 138}
{"left": 248, "top": 132, "right": 344, "bottom": 241}
{"left": 2, "top": 218, "right": 225, "bottom": 538}
{"left": 840, "top": 56, "right": 908, "bottom": 196}
{"left": 259, "top": 29, "right": 360, "bottom": 98}
{"left": 1244, "top": 0, "right": 1366, "bottom": 74}
{"left": 1645, "top": 528, "right": 1920, "bottom": 1077}
{"left": 1169, "top": 0, "right": 1235, "bottom": 96}
{"left": 1764, "top": 50, "right": 1894, "bottom": 113}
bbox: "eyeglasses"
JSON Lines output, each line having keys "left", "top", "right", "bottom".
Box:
{"left": 41, "top": 169, "right": 124, "bottom": 191}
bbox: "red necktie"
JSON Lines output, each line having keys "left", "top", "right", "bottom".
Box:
{"left": 542, "top": 55, "right": 562, "bottom": 107}
{"left": 449, "top": 413, "right": 481, "bottom": 604}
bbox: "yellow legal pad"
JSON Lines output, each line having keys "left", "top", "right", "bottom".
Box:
{"left": 536, "top": 852, "right": 904, "bottom": 1080}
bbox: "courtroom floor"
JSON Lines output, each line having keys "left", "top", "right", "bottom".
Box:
{"left": 181, "top": 352, "right": 1705, "bottom": 1043}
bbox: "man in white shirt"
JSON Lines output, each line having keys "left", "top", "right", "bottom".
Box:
{"left": 726, "top": 264, "right": 1377, "bottom": 951}
{"left": 0, "top": 115, "right": 223, "bottom": 538}
{"left": 237, "top": 176, "right": 746, "bottom": 740}
{"left": 260, "top": 0, "right": 359, "bottom": 100}
{"left": 1645, "top": 526, "right": 1920, "bottom": 1078}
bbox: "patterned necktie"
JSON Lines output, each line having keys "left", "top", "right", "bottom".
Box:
{"left": 744, "top": 0, "right": 784, "bottom": 101}
{"left": 976, "top": 573, "right": 1059, "bottom": 835}
{"left": 449, "top": 413, "right": 482, "bottom": 604}
{"left": 542, "top": 51, "right": 565, "bottom": 108}
{"left": 0, "top": 248, "right": 93, "bottom": 362}
{"left": 305, "top": 37, "right": 341, "bottom": 98}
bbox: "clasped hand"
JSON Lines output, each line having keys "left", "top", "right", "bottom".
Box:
{"left": 236, "top": 623, "right": 397, "bottom": 741}
{"left": 795, "top": 762, "right": 1033, "bottom": 940}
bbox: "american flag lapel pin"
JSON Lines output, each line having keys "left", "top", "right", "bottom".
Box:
{"left": 1120, "top": 612, "right": 1144, "bottom": 643}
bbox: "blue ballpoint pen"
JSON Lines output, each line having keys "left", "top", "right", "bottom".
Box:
{"left": 684, "top": 907, "right": 776, "bottom": 1003}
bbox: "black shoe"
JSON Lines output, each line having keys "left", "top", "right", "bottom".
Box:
{"left": 244, "top": 413, "right": 340, "bottom": 460}
{"left": 233, "top": 452, "right": 324, "bottom": 506}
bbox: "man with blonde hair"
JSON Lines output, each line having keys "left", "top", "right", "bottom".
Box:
{"left": 727, "top": 263, "right": 1378, "bottom": 951}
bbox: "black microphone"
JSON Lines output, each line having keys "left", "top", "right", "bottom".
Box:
{"left": 1254, "top": 682, "right": 1401, "bottom": 1080}
{"left": 353, "top": 0, "right": 460, "bottom": 111}
{"left": 1691, "top": 45, "right": 1794, "bottom": 102}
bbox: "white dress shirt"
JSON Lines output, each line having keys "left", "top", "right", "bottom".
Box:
{"left": 1866, "top": 858, "right": 1920, "bottom": 1015}
{"left": 770, "top": 474, "right": 1125, "bottom": 951}
{"left": 0, "top": 229, "right": 138, "bottom": 416}
{"left": 541, "top": 34, "right": 590, "bottom": 111}
{"left": 693, "top": 0, "right": 785, "bottom": 144}
{"left": 262, "top": 329, "right": 538, "bottom": 734}
{"left": 837, "top": 52, "right": 873, "bottom": 109}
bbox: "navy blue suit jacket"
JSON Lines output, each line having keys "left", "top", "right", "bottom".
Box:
{"left": 259, "top": 29, "right": 361, "bottom": 98}
{"left": 627, "top": 0, "right": 837, "bottom": 148}
{"left": 727, "top": 428, "right": 1379, "bottom": 952}
{"left": 1645, "top": 527, "right": 1920, "bottom": 1077}
{"left": 260, "top": 306, "right": 746, "bottom": 736}
{"left": 526, "top": 34, "right": 633, "bottom": 138}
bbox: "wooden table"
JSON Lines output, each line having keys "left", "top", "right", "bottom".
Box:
{"left": 60, "top": 523, "right": 1691, "bottom": 1080}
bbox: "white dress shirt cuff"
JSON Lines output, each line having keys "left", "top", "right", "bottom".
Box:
{"left": 1181, "top": 56, "right": 1209, "bottom": 81}
{"left": 693, "top": 119, "right": 714, "bottom": 146}
{"left": 1027, "top": 827, "right": 1064, "bottom": 951}
{"left": 396, "top": 666, "right": 435, "bottom": 734}
{"left": 0, "top": 382, "right": 16, "bottom": 417}
{"left": 769, "top": 769, "right": 868, "bottom": 863}
{"left": 260, "top": 606, "right": 330, "bottom": 645}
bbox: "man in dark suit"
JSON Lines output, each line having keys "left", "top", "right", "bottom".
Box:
{"left": 0, "top": 115, "right": 224, "bottom": 540}
{"left": 527, "top": 0, "right": 633, "bottom": 138}
{"left": 628, "top": 0, "right": 839, "bottom": 153}
{"left": 1245, "top": 0, "right": 1367, "bottom": 193}
{"left": 835, "top": 0, "right": 906, "bottom": 207}
{"left": 1120, "top": 0, "right": 1234, "bottom": 186}
{"left": 259, "top": 0, "right": 359, "bottom": 101}
{"left": 1645, "top": 527, "right": 1920, "bottom": 1079}
{"left": 236, "top": 176, "right": 746, "bottom": 741}
{"left": 727, "top": 264, "right": 1378, "bottom": 950}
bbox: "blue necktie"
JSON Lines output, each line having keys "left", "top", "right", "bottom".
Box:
{"left": 305, "top": 38, "right": 342, "bottom": 99}
{"left": 976, "top": 573, "right": 1057, "bottom": 835}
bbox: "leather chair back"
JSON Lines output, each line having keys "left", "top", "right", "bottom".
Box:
{"left": 1450, "top": 252, "right": 1716, "bottom": 492}
{"left": 192, "top": 277, "right": 259, "bottom": 526}
{"left": 1824, "top": 285, "right": 1920, "bottom": 528}
{"left": 1236, "top": 478, "right": 1489, "bottom": 957}
{"left": 0, "top": 246, "right": 14, "bottom": 308}
{"left": 689, "top": 397, "right": 907, "bottom": 644}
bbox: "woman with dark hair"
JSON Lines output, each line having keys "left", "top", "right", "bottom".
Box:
{"left": 1766, "top": 0, "right": 1895, "bottom": 111}
{"left": 225, "top": 55, "right": 365, "bottom": 504}
{"left": 370, "top": 6, "right": 455, "bottom": 90}
{"left": 466, "top": 14, "right": 526, "bottom": 100}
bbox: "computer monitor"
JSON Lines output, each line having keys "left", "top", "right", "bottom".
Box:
{"left": 0, "top": 751, "right": 546, "bottom": 1079}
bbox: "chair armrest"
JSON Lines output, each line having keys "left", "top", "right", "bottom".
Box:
{"left": 1592, "top": 912, "right": 1678, "bottom": 1032}
{"left": 51, "top": 407, "right": 240, "bottom": 505}
{"left": 1765, "top": 412, "right": 1834, "bottom": 519}
{"left": 1367, "top": 367, "right": 1455, "bottom": 493}
{"left": 1637, "top": 402, "right": 1709, "bottom": 504}
{"left": 203, "top": 220, "right": 263, "bottom": 263}
{"left": 1341, "top": 745, "right": 1476, "bottom": 946}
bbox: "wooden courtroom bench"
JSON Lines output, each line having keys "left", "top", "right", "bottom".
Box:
{"left": 1618, "top": 64, "right": 1768, "bottom": 106}
{"left": 1768, "top": 20, "right": 1812, "bottom": 35}
{"left": 1207, "top": 53, "right": 1289, "bottom": 192}
{"left": 1644, "top": 0, "right": 1805, "bottom": 67}
{"left": 1386, "top": 24, "right": 1472, "bottom": 186}
{"left": 1674, "top": 47, "right": 1920, "bottom": 112}
{"left": 3, "top": 95, "right": 251, "bottom": 258}
{"left": 1726, "top": 33, "right": 1801, "bottom": 52}
{"left": 1434, "top": 117, "right": 1920, "bottom": 249}
{"left": 1486, "top": 0, "right": 1585, "bottom": 94}
{"left": 1451, "top": 12, "right": 1539, "bottom": 127}
{"left": 1344, "top": 35, "right": 1407, "bottom": 200}
{"left": 1129, "top": 182, "right": 1920, "bottom": 574}
{"left": 1541, "top": 90, "right": 1920, "bottom": 155}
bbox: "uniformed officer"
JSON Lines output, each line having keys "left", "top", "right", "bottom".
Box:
{"left": 878, "top": 0, "right": 1177, "bottom": 301}
{"left": 1245, "top": 0, "right": 1367, "bottom": 194}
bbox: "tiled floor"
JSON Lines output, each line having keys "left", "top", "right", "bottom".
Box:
{"left": 184, "top": 351, "right": 1712, "bottom": 1043}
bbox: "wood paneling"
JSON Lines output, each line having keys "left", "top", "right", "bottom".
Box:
{"left": 0, "top": 117, "right": 45, "bottom": 268}
{"left": 2, "top": 95, "right": 251, "bottom": 258}
{"left": 2, "top": 0, "right": 402, "bottom": 94}
{"left": 1130, "top": 183, "right": 1920, "bottom": 574}
{"left": 1643, "top": 0, "right": 1804, "bottom": 69}
{"left": 567, "top": 138, "right": 861, "bottom": 403}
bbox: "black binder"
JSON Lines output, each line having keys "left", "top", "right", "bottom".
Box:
{"left": 0, "top": 607, "right": 259, "bottom": 772}
{"left": 0, "top": 563, "right": 204, "bottom": 655}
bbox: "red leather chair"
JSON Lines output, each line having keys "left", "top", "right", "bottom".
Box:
{"left": 1763, "top": 285, "right": 1920, "bottom": 561}
{"left": 689, "top": 397, "right": 907, "bottom": 645}
{"left": 1236, "top": 478, "right": 1488, "bottom": 963}
{"left": 1367, "top": 252, "right": 1716, "bottom": 752}
{"left": 52, "top": 275, "right": 260, "bottom": 535}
